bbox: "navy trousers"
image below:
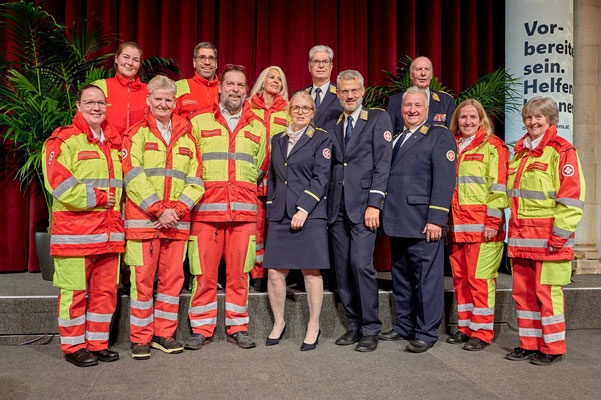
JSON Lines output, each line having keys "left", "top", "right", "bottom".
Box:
{"left": 389, "top": 236, "right": 445, "bottom": 346}
{"left": 329, "top": 216, "right": 381, "bottom": 336}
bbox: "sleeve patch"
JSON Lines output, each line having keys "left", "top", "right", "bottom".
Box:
{"left": 322, "top": 148, "right": 331, "bottom": 159}
{"left": 120, "top": 149, "right": 128, "bottom": 160}
{"left": 384, "top": 131, "right": 392, "bottom": 142}
{"left": 562, "top": 164, "right": 575, "bottom": 177}
{"left": 446, "top": 150, "right": 456, "bottom": 161}
{"left": 48, "top": 151, "right": 55, "bottom": 165}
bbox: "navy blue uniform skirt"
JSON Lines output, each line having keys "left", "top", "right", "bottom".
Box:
{"left": 263, "top": 218, "right": 330, "bottom": 270}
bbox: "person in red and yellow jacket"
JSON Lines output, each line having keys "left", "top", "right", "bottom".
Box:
{"left": 446, "top": 99, "right": 509, "bottom": 351}
{"left": 505, "top": 97, "right": 585, "bottom": 366}
{"left": 185, "top": 65, "right": 267, "bottom": 350}
{"left": 93, "top": 42, "right": 148, "bottom": 136}
{"left": 42, "top": 85, "right": 124, "bottom": 367}
{"left": 121, "top": 75, "right": 204, "bottom": 360}
{"left": 248, "top": 66, "right": 291, "bottom": 289}
{"left": 174, "top": 42, "right": 219, "bottom": 117}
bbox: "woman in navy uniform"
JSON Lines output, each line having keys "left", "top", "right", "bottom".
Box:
{"left": 263, "top": 91, "right": 332, "bottom": 351}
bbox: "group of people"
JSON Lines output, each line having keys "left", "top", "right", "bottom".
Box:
{"left": 41, "top": 41, "right": 585, "bottom": 369}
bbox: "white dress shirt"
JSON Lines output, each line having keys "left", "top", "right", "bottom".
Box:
{"left": 311, "top": 82, "right": 330, "bottom": 105}
{"left": 458, "top": 134, "right": 476, "bottom": 153}
{"left": 220, "top": 105, "right": 242, "bottom": 132}
{"left": 523, "top": 134, "right": 544, "bottom": 151}
{"left": 342, "top": 106, "right": 363, "bottom": 139}
{"left": 156, "top": 120, "right": 172, "bottom": 144}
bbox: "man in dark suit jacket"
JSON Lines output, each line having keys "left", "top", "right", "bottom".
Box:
{"left": 387, "top": 56, "right": 456, "bottom": 134}
{"left": 327, "top": 70, "right": 392, "bottom": 352}
{"left": 380, "top": 86, "right": 456, "bottom": 353}
{"left": 301, "top": 45, "right": 344, "bottom": 129}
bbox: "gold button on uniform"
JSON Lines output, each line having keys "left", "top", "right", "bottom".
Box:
{"left": 344, "top": 163, "right": 347, "bottom": 166}
{"left": 285, "top": 181, "right": 288, "bottom": 184}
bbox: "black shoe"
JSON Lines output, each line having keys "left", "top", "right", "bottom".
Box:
{"left": 65, "top": 348, "right": 98, "bottom": 367}
{"left": 227, "top": 331, "right": 256, "bottom": 349}
{"left": 131, "top": 342, "right": 151, "bottom": 360}
{"left": 405, "top": 339, "right": 432, "bottom": 353}
{"left": 151, "top": 336, "right": 184, "bottom": 354}
{"left": 300, "top": 330, "right": 321, "bottom": 351}
{"left": 378, "top": 329, "right": 411, "bottom": 341}
{"left": 463, "top": 337, "right": 488, "bottom": 351}
{"left": 335, "top": 330, "right": 362, "bottom": 346}
{"left": 252, "top": 277, "right": 267, "bottom": 292}
{"left": 184, "top": 333, "right": 213, "bottom": 350}
{"left": 447, "top": 331, "right": 470, "bottom": 344}
{"left": 266, "top": 325, "right": 286, "bottom": 346}
{"left": 505, "top": 347, "right": 538, "bottom": 361}
{"left": 355, "top": 335, "right": 379, "bottom": 352}
{"left": 90, "top": 348, "right": 120, "bottom": 362}
{"left": 530, "top": 352, "right": 563, "bottom": 366}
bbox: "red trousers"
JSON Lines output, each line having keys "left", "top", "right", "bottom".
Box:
{"left": 511, "top": 257, "right": 567, "bottom": 355}
{"left": 188, "top": 221, "right": 255, "bottom": 336}
{"left": 250, "top": 197, "right": 266, "bottom": 279}
{"left": 449, "top": 242, "right": 503, "bottom": 343}
{"left": 56, "top": 253, "right": 119, "bottom": 354}
{"left": 128, "top": 238, "right": 186, "bottom": 344}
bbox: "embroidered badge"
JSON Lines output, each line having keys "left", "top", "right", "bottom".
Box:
{"left": 562, "top": 164, "right": 575, "bottom": 177}
{"left": 323, "top": 148, "right": 331, "bottom": 159}
{"left": 446, "top": 150, "right": 455, "bottom": 161}
{"left": 245, "top": 131, "right": 261, "bottom": 143}
{"left": 419, "top": 125, "right": 428, "bottom": 134}
{"left": 432, "top": 92, "right": 440, "bottom": 102}
{"left": 329, "top": 85, "right": 337, "bottom": 94}
{"left": 528, "top": 162, "right": 548, "bottom": 171}
{"left": 120, "top": 149, "right": 128, "bottom": 160}
{"left": 48, "top": 151, "right": 54, "bottom": 165}
{"left": 201, "top": 129, "right": 221, "bottom": 137}
{"left": 384, "top": 131, "right": 392, "bottom": 142}
{"left": 433, "top": 113, "right": 446, "bottom": 122}
{"left": 274, "top": 117, "right": 288, "bottom": 126}
{"left": 145, "top": 142, "right": 159, "bottom": 151}
{"left": 179, "top": 147, "right": 192, "bottom": 157}
{"left": 464, "top": 154, "right": 484, "bottom": 162}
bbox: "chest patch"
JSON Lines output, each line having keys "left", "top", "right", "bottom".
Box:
{"left": 201, "top": 129, "right": 221, "bottom": 137}
{"left": 179, "top": 147, "right": 192, "bottom": 158}
{"left": 245, "top": 131, "right": 261, "bottom": 143}
{"left": 274, "top": 117, "right": 288, "bottom": 127}
{"left": 528, "top": 161, "right": 548, "bottom": 171}
{"left": 145, "top": 142, "right": 159, "bottom": 151}
{"left": 78, "top": 151, "right": 101, "bottom": 161}
{"left": 464, "top": 154, "right": 484, "bottom": 162}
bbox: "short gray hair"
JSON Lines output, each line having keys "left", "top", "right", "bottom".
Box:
{"left": 409, "top": 57, "right": 433, "bottom": 73}
{"left": 522, "top": 96, "right": 559, "bottom": 126}
{"left": 193, "top": 41, "right": 217, "bottom": 59}
{"left": 147, "top": 75, "right": 177, "bottom": 96}
{"left": 336, "top": 70, "right": 364, "bottom": 87}
{"left": 401, "top": 86, "right": 428, "bottom": 104}
{"left": 309, "top": 45, "right": 334, "bottom": 62}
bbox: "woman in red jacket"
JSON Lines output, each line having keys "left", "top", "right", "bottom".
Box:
{"left": 93, "top": 41, "right": 148, "bottom": 136}
{"left": 446, "top": 99, "right": 508, "bottom": 351}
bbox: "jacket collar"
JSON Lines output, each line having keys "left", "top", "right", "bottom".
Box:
{"left": 514, "top": 125, "right": 557, "bottom": 156}
{"left": 250, "top": 93, "right": 288, "bottom": 113}
{"left": 192, "top": 71, "right": 219, "bottom": 87}
{"left": 73, "top": 112, "right": 122, "bottom": 147}
{"left": 144, "top": 111, "right": 190, "bottom": 145}
{"left": 113, "top": 72, "right": 143, "bottom": 90}
{"left": 455, "top": 127, "right": 485, "bottom": 153}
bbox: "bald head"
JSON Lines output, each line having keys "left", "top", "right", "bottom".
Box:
{"left": 410, "top": 56, "right": 433, "bottom": 89}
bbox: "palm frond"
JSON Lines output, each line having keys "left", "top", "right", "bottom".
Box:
{"left": 141, "top": 57, "right": 181, "bottom": 82}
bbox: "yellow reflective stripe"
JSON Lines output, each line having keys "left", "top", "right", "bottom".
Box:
{"left": 304, "top": 190, "right": 320, "bottom": 202}
{"left": 429, "top": 205, "right": 449, "bottom": 212}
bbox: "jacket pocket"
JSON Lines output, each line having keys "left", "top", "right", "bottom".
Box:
{"left": 407, "top": 195, "right": 430, "bottom": 205}
{"left": 361, "top": 178, "right": 371, "bottom": 189}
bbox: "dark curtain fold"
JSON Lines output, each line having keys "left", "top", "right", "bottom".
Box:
{"left": 1, "top": 0, "right": 505, "bottom": 271}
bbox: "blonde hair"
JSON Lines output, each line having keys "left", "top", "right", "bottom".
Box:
{"left": 450, "top": 99, "right": 493, "bottom": 149}
{"left": 250, "top": 66, "right": 289, "bottom": 102}
{"left": 147, "top": 75, "right": 176, "bottom": 96}
{"left": 522, "top": 96, "right": 559, "bottom": 126}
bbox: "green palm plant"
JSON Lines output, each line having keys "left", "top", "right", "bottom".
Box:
{"left": 0, "top": 1, "right": 180, "bottom": 226}
{"left": 363, "top": 55, "right": 521, "bottom": 123}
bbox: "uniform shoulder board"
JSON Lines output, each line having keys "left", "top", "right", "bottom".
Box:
{"left": 304, "top": 87, "right": 311, "bottom": 93}
{"left": 360, "top": 109, "right": 368, "bottom": 120}
{"left": 329, "top": 85, "right": 337, "bottom": 94}
{"left": 431, "top": 92, "right": 440, "bottom": 102}
{"left": 369, "top": 107, "right": 386, "bottom": 112}
{"left": 315, "top": 127, "right": 328, "bottom": 133}
{"left": 437, "top": 90, "right": 454, "bottom": 99}
{"left": 433, "top": 123, "right": 448, "bottom": 129}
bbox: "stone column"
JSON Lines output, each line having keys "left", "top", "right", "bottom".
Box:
{"left": 573, "top": 0, "right": 601, "bottom": 273}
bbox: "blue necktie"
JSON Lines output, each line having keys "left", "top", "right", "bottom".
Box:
{"left": 392, "top": 129, "right": 411, "bottom": 159}
{"left": 314, "top": 88, "right": 322, "bottom": 109}
{"left": 344, "top": 115, "right": 353, "bottom": 147}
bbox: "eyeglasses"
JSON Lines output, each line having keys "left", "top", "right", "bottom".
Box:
{"left": 196, "top": 55, "right": 216, "bottom": 62}
{"left": 291, "top": 106, "right": 313, "bottom": 114}
{"left": 310, "top": 59, "right": 331, "bottom": 66}
{"left": 339, "top": 88, "right": 362, "bottom": 97}
{"left": 80, "top": 100, "right": 107, "bottom": 109}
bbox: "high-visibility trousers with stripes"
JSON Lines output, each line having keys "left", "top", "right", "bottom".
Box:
{"left": 250, "top": 197, "right": 266, "bottom": 279}
{"left": 449, "top": 241, "right": 503, "bottom": 343}
{"left": 127, "top": 238, "right": 186, "bottom": 344}
{"left": 55, "top": 253, "right": 119, "bottom": 354}
{"left": 511, "top": 257, "right": 568, "bottom": 355}
{"left": 187, "top": 221, "right": 256, "bottom": 336}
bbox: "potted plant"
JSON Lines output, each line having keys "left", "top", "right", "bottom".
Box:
{"left": 0, "top": 1, "right": 180, "bottom": 279}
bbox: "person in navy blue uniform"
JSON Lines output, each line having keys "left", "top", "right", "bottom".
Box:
{"left": 327, "top": 70, "right": 393, "bottom": 352}
{"left": 300, "top": 45, "right": 343, "bottom": 129}
{"left": 387, "top": 56, "right": 456, "bottom": 134}
{"left": 380, "top": 86, "right": 457, "bottom": 353}
{"left": 263, "top": 91, "right": 332, "bottom": 351}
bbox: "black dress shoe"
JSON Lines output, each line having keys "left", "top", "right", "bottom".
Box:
{"left": 378, "top": 329, "right": 411, "bottom": 341}
{"left": 266, "top": 325, "right": 286, "bottom": 346}
{"left": 530, "top": 352, "right": 563, "bottom": 366}
{"left": 90, "top": 348, "right": 120, "bottom": 362}
{"left": 505, "top": 347, "right": 538, "bottom": 361}
{"left": 300, "top": 330, "right": 321, "bottom": 351}
{"left": 463, "top": 337, "right": 488, "bottom": 351}
{"left": 355, "top": 335, "right": 378, "bottom": 352}
{"left": 405, "top": 339, "right": 432, "bottom": 353}
{"left": 446, "top": 331, "right": 470, "bottom": 344}
{"left": 335, "top": 330, "right": 362, "bottom": 346}
{"left": 65, "top": 348, "right": 98, "bottom": 367}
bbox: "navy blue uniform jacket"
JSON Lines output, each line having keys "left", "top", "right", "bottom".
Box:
{"left": 266, "top": 126, "right": 332, "bottom": 221}
{"left": 327, "top": 107, "right": 393, "bottom": 225}
{"left": 301, "top": 82, "right": 344, "bottom": 129}
{"left": 387, "top": 90, "right": 456, "bottom": 134}
{"left": 383, "top": 122, "right": 457, "bottom": 238}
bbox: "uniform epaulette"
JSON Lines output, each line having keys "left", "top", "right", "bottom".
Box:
{"left": 315, "top": 127, "right": 328, "bottom": 133}
{"left": 437, "top": 90, "right": 454, "bottom": 98}
{"left": 336, "top": 114, "right": 344, "bottom": 125}
{"left": 369, "top": 107, "right": 385, "bottom": 112}
{"left": 433, "top": 123, "right": 448, "bottom": 129}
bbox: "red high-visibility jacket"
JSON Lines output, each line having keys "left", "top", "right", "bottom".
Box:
{"left": 174, "top": 72, "right": 219, "bottom": 116}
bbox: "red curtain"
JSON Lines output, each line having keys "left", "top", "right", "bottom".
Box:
{"left": 1, "top": 0, "right": 505, "bottom": 271}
